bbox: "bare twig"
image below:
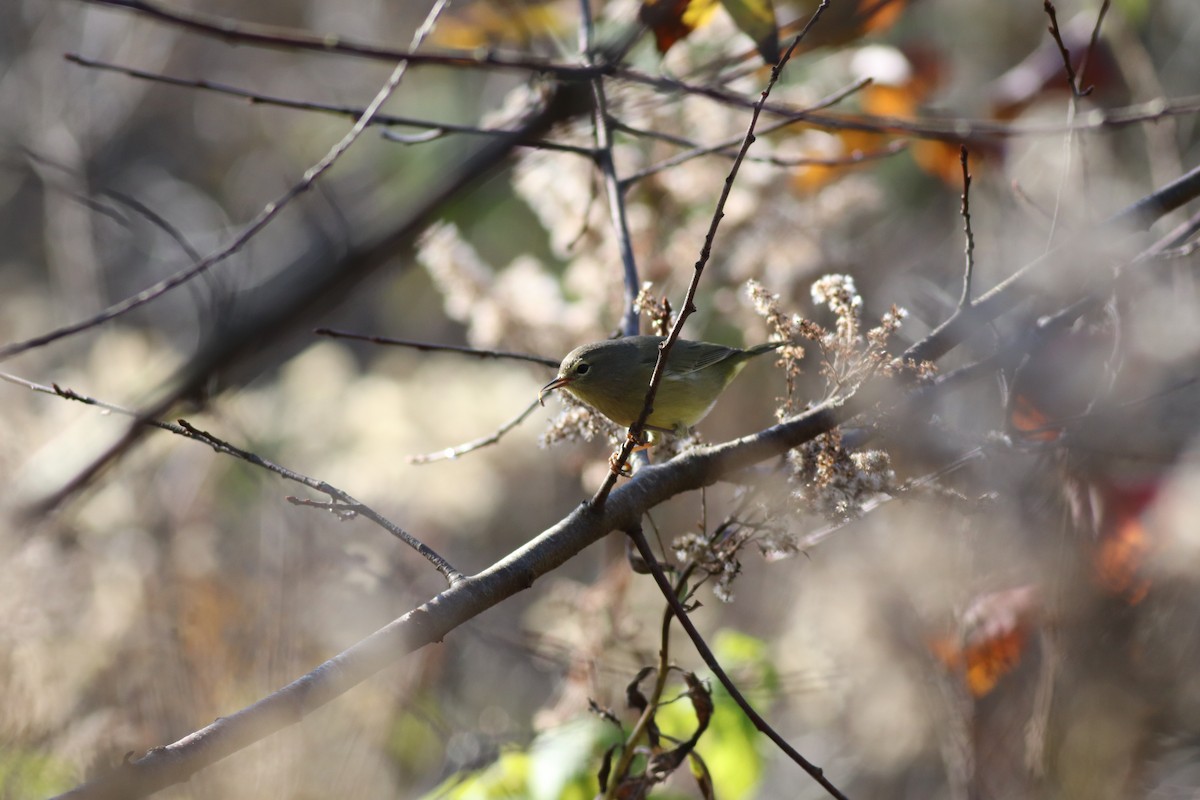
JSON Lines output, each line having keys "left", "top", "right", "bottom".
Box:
{"left": 1043, "top": 0, "right": 1091, "bottom": 97}
{"left": 1161, "top": 239, "right": 1200, "bottom": 259}
{"left": 613, "top": 77, "right": 873, "bottom": 174}
{"left": 958, "top": 146, "right": 976, "bottom": 308}
{"left": 63, "top": 53, "right": 596, "bottom": 157}
{"left": 905, "top": 161, "right": 1200, "bottom": 366}
{"left": 619, "top": 75, "right": 872, "bottom": 158}
{"left": 315, "top": 328, "right": 558, "bottom": 367}
{"left": 627, "top": 136, "right": 904, "bottom": 188}
{"left": 1076, "top": 0, "right": 1112, "bottom": 98}
{"left": 578, "top": 0, "right": 641, "bottom": 336}
{"left": 408, "top": 398, "right": 542, "bottom": 464}
{"left": 1, "top": 372, "right": 462, "bottom": 581}
{"left": 617, "top": 66, "right": 1200, "bottom": 143}
{"left": 72, "top": 0, "right": 604, "bottom": 80}
{"left": 176, "top": 420, "right": 463, "bottom": 581}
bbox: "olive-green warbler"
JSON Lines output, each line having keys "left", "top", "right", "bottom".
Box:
{"left": 538, "top": 335, "right": 785, "bottom": 437}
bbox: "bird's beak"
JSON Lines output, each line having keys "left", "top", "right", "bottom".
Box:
{"left": 538, "top": 375, "right": 571, "bottom": 406}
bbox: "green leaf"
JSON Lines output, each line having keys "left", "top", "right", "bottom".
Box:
{"left": 528, "top": 719, "right": 608, "bottom": 800}
{"left": 1113, "top": 0, "right": 1149, "bottom": 24}
{"left": 656, "top": 671, "right": 763, "bottom": 800}
{"left": 421, "top": 719, "right": 610, "bottom": 800}
{"left": 0, "top": 749, "right": 75, "bottom": 797}
{"left": 714, "top": 628, "right": 780, "bottom": 697}
{"left": 428, "top": 750, "right": 530, "bottom": 800}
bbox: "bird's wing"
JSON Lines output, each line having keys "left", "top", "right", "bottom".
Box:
{"left": 668, "top": 341, "right": 739, "bottom": 375}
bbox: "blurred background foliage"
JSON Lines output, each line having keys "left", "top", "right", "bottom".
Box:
{"left": 2, "top": 0, "right": 1200, "bottom": 798}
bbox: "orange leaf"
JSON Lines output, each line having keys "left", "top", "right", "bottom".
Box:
{"left": 432, "top": 1, "right": 568, "bottom": 49}
{"left": 932, "top": 585, "right": 1040, "bottom": 697}
{"left": 1008, "top": 393, "right": 1063, "bottom": 443}
{"left": 1094, "top": 482, "right": 1159, "bottom": 604}
{"left": 859, "top": 0, "right": 907, "bottom": 33}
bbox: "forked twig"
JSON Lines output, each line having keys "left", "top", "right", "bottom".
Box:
{"left": 0, "top": 372, "right": 462, "bottom": 581}
{"left": 408, "top": 398, "right": 542, "bottom": 464}
{"left": 625, "top": 524, "right": 848, "bottom": 800}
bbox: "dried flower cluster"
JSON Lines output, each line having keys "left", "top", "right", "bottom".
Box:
{"left": 673, "top": 525, "right": 750, "bottom": 603}
{"left": 807, "top": 273, "right": 912, "bottom": 393}
{"left": 749, "top": 274, "right": 914, "bottom": 418}
{"left": 747, "top": 279, "right": 813, "bottom": 416}
{"left": 538, "top": 390, "right": 623, "bottom": 448}
{"left": 633, "top": 282, "right": 675, "bottom": 336}
{"left": 789, "top": 432, "right": 896, "bottom": 522}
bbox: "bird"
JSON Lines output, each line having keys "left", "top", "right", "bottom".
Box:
{"left": 538, "top": 335, "right": 785, "bottom": 439}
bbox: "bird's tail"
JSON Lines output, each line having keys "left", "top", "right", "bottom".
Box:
{"left": 745, "top": 340, "right": 790, "bottom": 358}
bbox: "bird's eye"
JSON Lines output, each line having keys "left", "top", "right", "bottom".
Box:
{"left": 576, "top": 362, "right": 590, "bottom": 375}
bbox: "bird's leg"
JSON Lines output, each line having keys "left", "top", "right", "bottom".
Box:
{"left": 608, "top": 429, "right": 653, "bottom": 476}
{"left": 608, "top": 451, "right": 633, "bottom": 476}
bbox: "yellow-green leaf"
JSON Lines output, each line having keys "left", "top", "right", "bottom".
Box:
{"left": 720, "top": 0, "right": 779, "bottom": 63}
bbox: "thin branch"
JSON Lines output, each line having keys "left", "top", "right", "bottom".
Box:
{"left": 1, "top": 4, "right": 444, "bottom": 363}
{"left": 905, "top": 160, "right": 1200, "bottom": 366}
{"left": 407, "top": 398, "right": 542, "bottom": 464}
{"left": 72, "top": 0, "right": 1200, "bottom": 144}
{"left": 614, "top": 78, "right": 878, "bottom": 187}
{"left": 1126, "top": 208, "right": 1200, "bottom": 265}
{"left": 73, "top": 0, "right": 604, "bottom": 80}
{"left": 1076, "top": 0, "right": 1112, "bottom": 98}
{"left": 0, "top": 373, "right": 184, "bottom": 435}
{"left": 285, "top": 496, "right": 360, "bottom": 520}
{"left": 314, "top": 328, "right": 558, "bottom": 367}
{"left": 624, "top": 525, "right": 848, "bottom": 800}
{"left": 594, "top": 1, "right": 832, "bottom": 504}
{"left": 175, "top": 420, "right": 462, "bottom": 581}
{"left": 1160, "top": 237, "right": 1200, "bottom": 259}
{"left": 616, "top": 65, "right": 1200, "bottom": 143}
{"left": 958, "top": 146, "right": 976, "bottom": 308}
{"left": 1, "top": 372, "right": 462, "bottom": 581}
{"left": 579, "top": 1, "right": 641, "bottom": 337}
{"left": 620, "top": 75, "right": 871, "bottom": 151}
{"left": 63, "top": 53, "right": 597, "bottom": 157}
{"left": 615, "top": 74, "right": 866, "bottom": 146}
{"left": 1043, "top": 0, "right": 1091, "bottom": 97}
{"left": 624, "top": 138, "right": 906, "bottom": 189}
